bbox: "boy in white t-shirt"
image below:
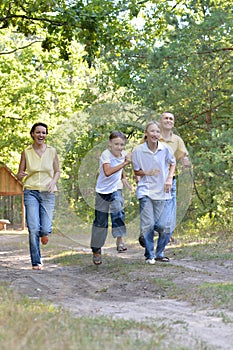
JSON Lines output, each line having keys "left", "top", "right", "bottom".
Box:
{"left": 91, "top": 131, "right": 131, "bottom": 265}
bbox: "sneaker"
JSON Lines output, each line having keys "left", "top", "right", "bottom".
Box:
{"left": 145, "top": 258, "right": 155, "bottom": 265}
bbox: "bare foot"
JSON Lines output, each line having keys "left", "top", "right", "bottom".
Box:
{"left": 41, "top": 236, "right": 49, "bottom": 245}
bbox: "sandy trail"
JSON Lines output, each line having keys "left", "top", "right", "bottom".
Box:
{"left": 0, "top": 232, "right": 233, "bottom": 349}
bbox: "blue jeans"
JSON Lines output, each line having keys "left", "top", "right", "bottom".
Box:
{"left": 163, "top": 177, "right": 177, "bottom": 247}
{"left": 91, "top": 191, "right": 126, "bottom": 252}
{"left": 139, "top": 196, "right": 171, "bottom": 260}
{"left": 24, "top": 189, "right": 55, "bottom": 266}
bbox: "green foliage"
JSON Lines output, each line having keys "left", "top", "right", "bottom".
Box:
{"left": 56, "top": 106, "right": 143, "bottom": 224}
{"left": 96, "top": 1, "right": 233, "bottom": 227}
{"left": 192, "top": 127, "right": 233, "bottom": 222}
{"left": 0, "top": 0, "right": 139, "bottom": 66}
{"left": 0, "top": 0, "right": 232, "bottom": 230}
{"left": 0, "top": 29, "right": 96, "bottom": 171}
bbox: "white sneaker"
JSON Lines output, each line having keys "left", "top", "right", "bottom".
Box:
{"left": 145, "top": 258, "right": 155, "bottom": 265}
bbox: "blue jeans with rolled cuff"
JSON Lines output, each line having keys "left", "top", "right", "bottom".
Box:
{"left": 91, "top": 190, "right": 126, "bottom": 253}
{"left": 139, "top": 196, "right": 172, "bottom": 260}
{"left": 24, "top": 189, "right": 55, "bottom": 266}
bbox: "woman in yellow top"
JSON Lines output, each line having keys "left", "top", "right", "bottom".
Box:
{"left": 17, "top": 122, "right": 60, "bottom": 270}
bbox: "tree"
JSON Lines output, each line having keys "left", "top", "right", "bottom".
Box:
{"left": 0, "top": 29, "right": 96, "bottom": 170}
{"left": 100, "top": 0, "right": 233, "bottom": 226}
{"left": 0, "top": 0, "right": 140, "bottom": 66}
{"left": 0, "top": 0, "right": 232, "bottom": 229}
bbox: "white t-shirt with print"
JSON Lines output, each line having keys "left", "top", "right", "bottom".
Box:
{"left": 96, "top": 149, "right": 127, "bottom": 194}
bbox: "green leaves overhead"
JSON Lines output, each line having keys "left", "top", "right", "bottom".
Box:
{"left": 0, "top": 0, "right": 139, "bottom": 65}
{"left": 0, "top": 0, "right": 232, "bottom": 228}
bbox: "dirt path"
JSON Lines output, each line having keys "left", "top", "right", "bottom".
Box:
{"left": 0, "top": 232, "right": 233, "bottom": 350}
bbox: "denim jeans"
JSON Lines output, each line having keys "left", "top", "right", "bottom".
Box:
{"left": 91, "top": 190, "right": 126, "bottom": 252}
{"left": 139, "top": 196, "right": 171, "bottom": 260}
{"left": 164, "top": 177, "right": 177, "bottom": 247}
{"left": 24, "top": 189, "right": 55, "bottom": 266}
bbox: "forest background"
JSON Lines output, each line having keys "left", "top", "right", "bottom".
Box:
{"left": 0, "top": 0, "right": 232, "bottom": 235}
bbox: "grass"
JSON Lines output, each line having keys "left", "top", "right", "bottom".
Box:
{"left": 167, "top": 230, "right": 233, "bottom": 261}
{"left": 198, "top": 282, "right": 233, "bottom": 309}
{"left": 0, "top": 285, "right": 173, "bottom": 350}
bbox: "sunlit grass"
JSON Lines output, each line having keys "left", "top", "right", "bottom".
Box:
{"left": 166, "top": 280, "right": 233, "bottom": 311}
{"left": 168, "top": 229, "right": 233, "bottom": 261}
{"left": 48, "top": 250, "right": 91, "bottom": 266}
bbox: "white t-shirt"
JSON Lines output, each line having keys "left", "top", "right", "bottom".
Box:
{"left": 96, "top": 149, "right": 127, "bottom": 194}
{"left": 132, "top": 141, "right": 176, "bottom": 200}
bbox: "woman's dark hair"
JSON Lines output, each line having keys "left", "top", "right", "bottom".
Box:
{"left": 109, "top": 131, "right": 127, "bottom": 142}
{"left": 30, "top": 122, "right": 48, "bottom": 139}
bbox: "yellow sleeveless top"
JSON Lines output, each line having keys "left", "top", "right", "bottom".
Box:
{"left": 24, "top": 145, "right": 57, "bottom": 191}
